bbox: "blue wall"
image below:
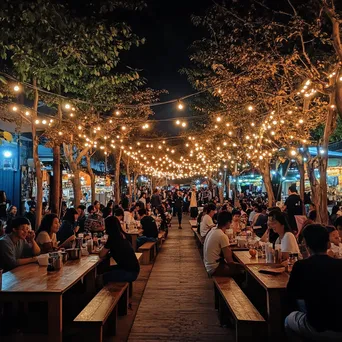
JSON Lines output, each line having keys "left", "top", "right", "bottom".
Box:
{"left": 0, "top": 169, "right": 21, "bottom": 208}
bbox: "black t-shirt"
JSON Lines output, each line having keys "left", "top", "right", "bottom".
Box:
{"left": 105, "top": 236, "right": 140, "bottom": 273}
{"left": 287, "top": 255, "right": 342, "bottom": 332}
{"left": 140, "top": 216, "right": 158, "bottom": 238}
{"left": 285, "top": 194, "right": 302, "bottom": 217}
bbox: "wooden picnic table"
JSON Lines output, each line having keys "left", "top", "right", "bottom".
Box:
{"left": 0, "top": 255, "right": 101, "bottom": 342}
{"left": 233, "top": 250, "right": 267, "bottom": 265}
{"left": 245, "top": 264, "right": 290, "bottom": 341}
{"left": 126, "top": 229, "right": 143, "bottom": 251}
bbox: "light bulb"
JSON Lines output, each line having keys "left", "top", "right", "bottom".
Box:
{"left": 248, "top": 105, "right": 253, "bottom": 111}
{"left": 177, "top": 102, "right": 184, "bottom": 110}
{"left": 65, "top": 104, "right": 71, "bottom": 109}
{"left": 14, "top": 85, "right": 20, "bottom": 92}
{"left": 12, "top": 106, "right": 18, "bottom": 112}
{"left": 176, "top": 120, "right": 180, "bottom": 125}
{"left": 25, "top": 111, "right": 30, "bottom": 116}
{"left": 181, "top": 122, "right": 186, "bottom": 127}
{"left": 216, "top": 117, "right": 222, "bottom": 122}
{"left": 115, "top": 110, "right": 120, "bottom": 115}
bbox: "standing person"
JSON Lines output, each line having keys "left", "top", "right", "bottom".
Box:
{"left": 0, "top": 217, "right": 40, "bottom": 272}
{"left": 174, "top": 190, "right": 184, "bottom": 229}
{"left": 60, "top": 201, "right": 67, "bottom": 220}
{"left": 151, "top": 189, "right": 161, "bottom": 210}
{"left": 200, "top": 203, "right": 217, "bottom": 237}
{"left": 25, "top": 205, "right": 36, "bottom": 231}
{"left": 189, "top": 186, "right": 198, "bottom": 218}
{"left": 285, "top": 224, "right": 342, "bottom": 341}
{"left": 98, "top": 216, "right": 140, "bottom": 284}
{"left": 283, "top": 184, "right": 303, "bottom": 232}
{"left": 138, "top": 193, "right": 146, "bottom": 209}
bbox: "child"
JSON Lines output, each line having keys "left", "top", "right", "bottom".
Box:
{"left": 326, "top": 226, "right": 342, "bottom": 258}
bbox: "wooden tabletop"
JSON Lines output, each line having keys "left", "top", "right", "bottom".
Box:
{"left": 126, "top": 229, "right": 143, "bottom": 235}
{"left": 245, "top": 264, "right": 290, "bottom": 290}
{"left": 1, "top": 255, "right": 101, "bottom": 293}
{"left": 233, "top": 251, "right": 267, "bottom": 265}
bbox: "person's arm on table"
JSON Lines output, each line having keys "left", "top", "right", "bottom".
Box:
{"left": 222, "top": 246, "right": 234, "bottom": 263}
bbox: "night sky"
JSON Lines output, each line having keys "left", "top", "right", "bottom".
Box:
{"left": 125, "top": 0, "right": 211, "bottom": 120}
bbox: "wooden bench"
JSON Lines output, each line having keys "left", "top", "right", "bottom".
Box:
{"left": 157, "top": 231, "right": 166, "bottom": 252}
{"left": 138, "top": 241, "right": 157, "bottom": 264}
{"left": 74, "top": 282, "right": 129, "bottom": 342}
{"left": 189, "top": 219, "right": 198, "bottom": 228}
{"left": 213, "top": 276, "right": 266, "bottom": 342}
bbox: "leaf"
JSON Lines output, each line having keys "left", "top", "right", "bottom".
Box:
{"left": 3, "top": 132, "right": 12, "bottom": 142}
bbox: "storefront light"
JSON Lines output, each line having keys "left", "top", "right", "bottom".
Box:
{"left": 3, "top": 151, "right": 12, "bottom": 158}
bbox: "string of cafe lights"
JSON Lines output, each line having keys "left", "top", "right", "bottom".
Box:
{"left": 3, "top": 70, "right": 341, "bottom": 179}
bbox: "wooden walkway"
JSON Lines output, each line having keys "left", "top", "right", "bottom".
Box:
{"left": 128, "top": 219, "right": 233, "bottom": 341}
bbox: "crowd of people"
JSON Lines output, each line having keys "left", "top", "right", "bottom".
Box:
{"left": 196, "top": 184, "right": 342, "bottom": 341}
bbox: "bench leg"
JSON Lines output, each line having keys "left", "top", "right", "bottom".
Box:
{"left": 118, "top": 286, "right": 129, "bottom": 316}
{"left": 214, "top": 284, "right": 219, "bottom": 310}
{"left": 129, "top": 282, "right": 133, "bottom": 298}
{"left": 236, "top": 321, "right": 267, "bottom": 342}
{"left": 139, "top": 250, "right": 149, "bottom": 265}
{"left": 218, "top": 296, "right": 233, "bottom": 328}
{"left": 105, "top": 305, "right": 118, "bottom": 337}
{"left": 76, "top": 324, "right": 103, "bottom": 342}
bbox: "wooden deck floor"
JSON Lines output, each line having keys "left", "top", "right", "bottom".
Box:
{"left": 128, "top": 219, "right": 233, "bottom": 341}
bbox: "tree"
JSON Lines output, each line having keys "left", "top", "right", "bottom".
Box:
{"left": 183, "top": 0, "right": 342, "bottom": 221}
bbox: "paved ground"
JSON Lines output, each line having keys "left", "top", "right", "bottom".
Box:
{"left": 128, "top": 218, "right": 233, "bottom": 341}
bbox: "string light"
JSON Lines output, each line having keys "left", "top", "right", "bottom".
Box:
{"left": 248, "top": 105, "right": 253, "bottom": 111}
{"left": 177, "top": 101, "right": 184, "bottom": 110}
{"left": 65, "top": 104, "right": 71, "bottom": 110}
{"left": 13, "top": 85, "right": 20, "bottom": 92}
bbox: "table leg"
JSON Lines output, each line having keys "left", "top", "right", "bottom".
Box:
{"left": 267, "top": 289, "right": 286, "bottom": 341}
{"left": 47, "top": 295, "right": 62, "bottom": 342}
{"left": 84, "top": 267, "right": 97, "bottom": 295}
{"left": 131, "top": 235, "right": 137, "bottom": 251}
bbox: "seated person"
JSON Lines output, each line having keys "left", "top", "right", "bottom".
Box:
{"left": 137, "top": 208, "right": 158, "bottom": 247}
{"left": 76, "top": 205, "right": 87, "bottom": 233}
{"left": 200, "top": 203, "right": 216, "bottom": 237}
{"left": 36, "top": 213, "right": 73, "bottom": 253}
{"left": 84, "top": 205, "right": 105, "bottom": 233}
{"left": 230, "top": 209, "right": 245, "bottom": 234}
{"left": 57, "top": 208, "right": 79, "bottom": 246}
{"left": 326, "top": 226, "right": 342, "bottom": 258}
{"left": 203, "top": 211, "right": 243, "bottom": 277}
{"left": 0, "top": 217, "right": 40, "bottom": 272}
{"left": 285, "top": 224, "right": 342, "bottom": 341}
{"left": 98, "top": 216, "right": 140, "bottom": 285}
{"left": 252, "top": 205, "right": 268, "bottom": 237}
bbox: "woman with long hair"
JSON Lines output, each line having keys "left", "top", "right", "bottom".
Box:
{"left": 56, "top": 208, "right": 79, "bottom": 246}
{"left": 268, "top": 211, "right": 300, "bottom": 260}
{"left": 98, "top": 216, "right": 140, "bottom": 285}
{"left": 36, "top": 213, "right": 75, "bottom": 253}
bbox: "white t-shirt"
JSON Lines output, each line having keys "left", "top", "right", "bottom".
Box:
{"left": 275, "top": 232, "right": 300, "bottom": 254}
{"left": 200, "top": 214, "right": 214, "bottom": 237}
{"left": 36, "top": 231, "right": 57, "bottom": 247}
{"left": 203, "top": 228, "right": 230, "bottom": 274}
{"left": 124, "top": 211, "right": 134, "bottom": 225}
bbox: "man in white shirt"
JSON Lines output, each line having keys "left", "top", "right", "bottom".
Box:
{"left": 203, "top": 211, "right": 244, "bottom": 277}
{"left": 200, "top": 203, "right": 217, "bottom": 237}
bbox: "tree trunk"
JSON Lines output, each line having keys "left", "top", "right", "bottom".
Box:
{"left": 51, "top": 103, "right": 62, "bottom": 214}
{"left": 86, "top": 153, "right": 96, "bottom": 204}
{"left": 51, "top": 145, "right": 61, "bottom": 214}
{"left": 114, "top": 148, "right": 122, "bottom": 203}
{"left": 32, "top": 79, "right": 42, "bottom": 230}
{"left": 133, "top": 172, "right": 139, "bottom": 202}
{"left": 72, "top": 169, "right": 82, "bottom": 207}
{"left": 317, "top": 100, "right": 337, "bottom": 224}
{"left": 126, "top": 158, "right": 132, "bottom": 205}
{"left": 259, "top": 159, "right": 275, "bottom": 206}
{"left": 297, "top": 161, "right": 306, "bottom": 215}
